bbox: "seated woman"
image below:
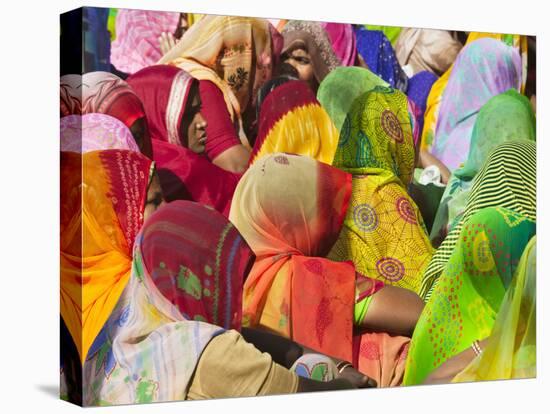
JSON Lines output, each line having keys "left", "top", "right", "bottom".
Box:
{"left": 279, "top": 20, "right": 342, "bottom": 93}
{"left": 60, "top": 71, "right": 153, "bottom": 158}
{"left": 327, "top": 86, "right": 434, "bottom": 295}
{"left": 446, "top": 236, "right": 536, "bottom": 384}
{"left": 251, "top": 80, "right": 339, "bottom": 166}
{"left": 317, "top": 66, "right": 388, "bottom": 133}
{"left": 419, "top": 33, "right": 527, "bottom": 173}
{"left": 430, "top": 89, "right": 536, "bottom": 247}
{"left": 158, "top": 15, "right": 282, "bottom": 150}
{"left": 230, "top": 152, "right": 424, "bottom": 386}
{"left": 403, "top": 208, "right": 535, "bottom": 386}
{"left": 125, "top": 66, "right": 241, "bottom": 217}
{"left": 60, "top": 149, "right": 153, "bottom": 404}
{"left": 127, "top": 64, "right": 250, "bottom": 173}
{"left": 60, "top": 166, "right": 375, "bottom": 405}
{"left": 419, "top": 140, "right": 536, "bottom": 301}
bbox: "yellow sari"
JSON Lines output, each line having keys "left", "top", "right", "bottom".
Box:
{"left": 328, "top": 86, "right": 434, "bottom": 293}
{"left": 251, "top": 80, "right": 339, "bottom": 166}
{"left": 60, "top": 150, "right": 152, "bottom": 363}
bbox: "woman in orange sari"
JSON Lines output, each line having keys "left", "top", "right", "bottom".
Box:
{"left": 230, "top": 153, "right": 424, "bottom": 386}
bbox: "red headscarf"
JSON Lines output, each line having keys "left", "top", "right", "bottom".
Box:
{"left": 127, "top": 65, "right": 194, "bottom": 146}
{"left": 127, "top": 65, "right": 242, "bottom": 217}
{"left": 140, "top": 200, "right": 255, "bottom": 330}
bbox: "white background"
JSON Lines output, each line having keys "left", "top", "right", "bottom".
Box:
{"left": 0, "top": 0, "right": 547, "bottom": 412}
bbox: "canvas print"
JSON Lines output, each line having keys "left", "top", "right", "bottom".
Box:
{"left": 59, "top": 6, "right": 537, "bottom": 407}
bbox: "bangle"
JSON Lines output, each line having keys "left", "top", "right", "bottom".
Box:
{"left": 336, "top": 361, "right": 353, "bottom": 374}
{"left": 471, "top": 340, "right": 482, "bottom": 356}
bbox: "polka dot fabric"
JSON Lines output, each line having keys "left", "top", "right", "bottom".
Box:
{"left": 403, "top": 207, "right": 535, "bottom": 385}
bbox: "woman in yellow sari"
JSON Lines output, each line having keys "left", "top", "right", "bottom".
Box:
{"left": 328, "top": 86, "right": 434, "bottom": 295}
{"left": 250, "top": 79, "right": 339, "bottom": 166}
{"left": 60, "top": 149, "right": 153, "bottom": 368}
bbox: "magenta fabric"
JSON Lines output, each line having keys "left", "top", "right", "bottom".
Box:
{"left": 320, "top": 22, "right": 357, "bottom": 67}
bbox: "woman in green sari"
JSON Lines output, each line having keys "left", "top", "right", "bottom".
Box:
{"left": 419, "top": 140, "right": 536, "bottom": 301}
{"left": 423, "top": 236, "right": 536, "bottom": 384}
{"left": 403, "top": 207, "right": 535, "bottom": 386}
{"left": 429, "top": 89, "right": 536, "bottom": 247}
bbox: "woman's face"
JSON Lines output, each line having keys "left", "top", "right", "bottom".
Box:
{"left": 284, "top": 47, "right": 314, "bottom": 85}
{"left": 180, "top": 84, "right": 207, "bottom": 154}
{"left": 129, "top": 117, "right": 153, "bottom": 159}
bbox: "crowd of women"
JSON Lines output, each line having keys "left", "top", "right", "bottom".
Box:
{"left": 59, "top": 7, "right": 537, "bottom": 406}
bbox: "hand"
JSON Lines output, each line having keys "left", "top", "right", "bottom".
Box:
{"left": 159, "top": 31, "right": 178, "bottom": 55}
{"left": 339, "top": 365, "right": 377, "bottom": 388}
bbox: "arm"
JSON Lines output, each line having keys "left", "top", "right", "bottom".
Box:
{"left": 241, "top": 327, "right": 377, "bottom": 388}
{"left": 419, "top": 149, "right": 451, "bottom": 185}
{"left": 424, "top": 339, "right": 489, "bottom": 384}
{"left": 241, "top": 327, "right": 303, "bottom": 369}
{"left": 211, "top": 145, "right": 251, "bottom": 174}
{"left": 358, "top": 285, "right": 425, "bottom": 337}
{"left": 199, "top": 80, "right": 251, "bottom": 173}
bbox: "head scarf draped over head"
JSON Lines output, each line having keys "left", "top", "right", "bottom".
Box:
{"left": 60, "top": 72, "right": 152, "bottom": 156}
{"left": 281, "top": 20, "right": 342, "bottom": 85}
{"left": 328, "top": 87, "right": 434, "bottom": 293}
{"left": 395, "top": 29, "right": 463, "bottom": 76}
{"left": 60, "top": 149, "right": 152, "bottom": 365}
{"left": 319, "top": 22, "right": 357, "bottom": 67}
{"left": 251, "top": 80, "right": 339, "bottom": 165}
{"left": 452, "top": 236, "right": 536, "bottom": 382}
{"left": 159, "top": 15, "right": 281, "bottom": 124}
{"left": 420, "top": 32, "right": 527, "bottom": 153}
{"left": 355, "top": 27, "right": 409, "bottom": 92}
{"left": 404, "top": 207, "right": 535, "bottom": 386}
{"left": 60, "top": 113, "right": 140, "bottom": 153}
{"left": 127, "top": 65, "right": 195, "bottom": 147}
{"left": 317, "top": 66, "right": 388, "bottom": 133}
{"left": 420, "top": 140, "right": 536, "bottom": 301}
{"left": 430, "top": 89, "right": 536, "bottom": 245}
{"left": 230, "top": 153, "right": 355, "bottom": 361}
{"left": 110, "top": 9, "right": 181, "bottom": 75}
{"left": 333, "top": 86, "right": 415, "bottom": 185}
{"left": 60, "top": 72, "right": 146, "bottom": 128}
{"left": 81, "top": 201, "right": 252, "bottom": 405}
{"left": 141, "top": 201, "right": 255, "bottom": 330}
{"left": 126, "top": 65, "right": 241, "bottom": 217}
{"left": 431, "top": 38, "right": 522, "bottom": 171}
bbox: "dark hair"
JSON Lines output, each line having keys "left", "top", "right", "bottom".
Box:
{"left": 255, "top": 73, "right": 299, "bottom": 121}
